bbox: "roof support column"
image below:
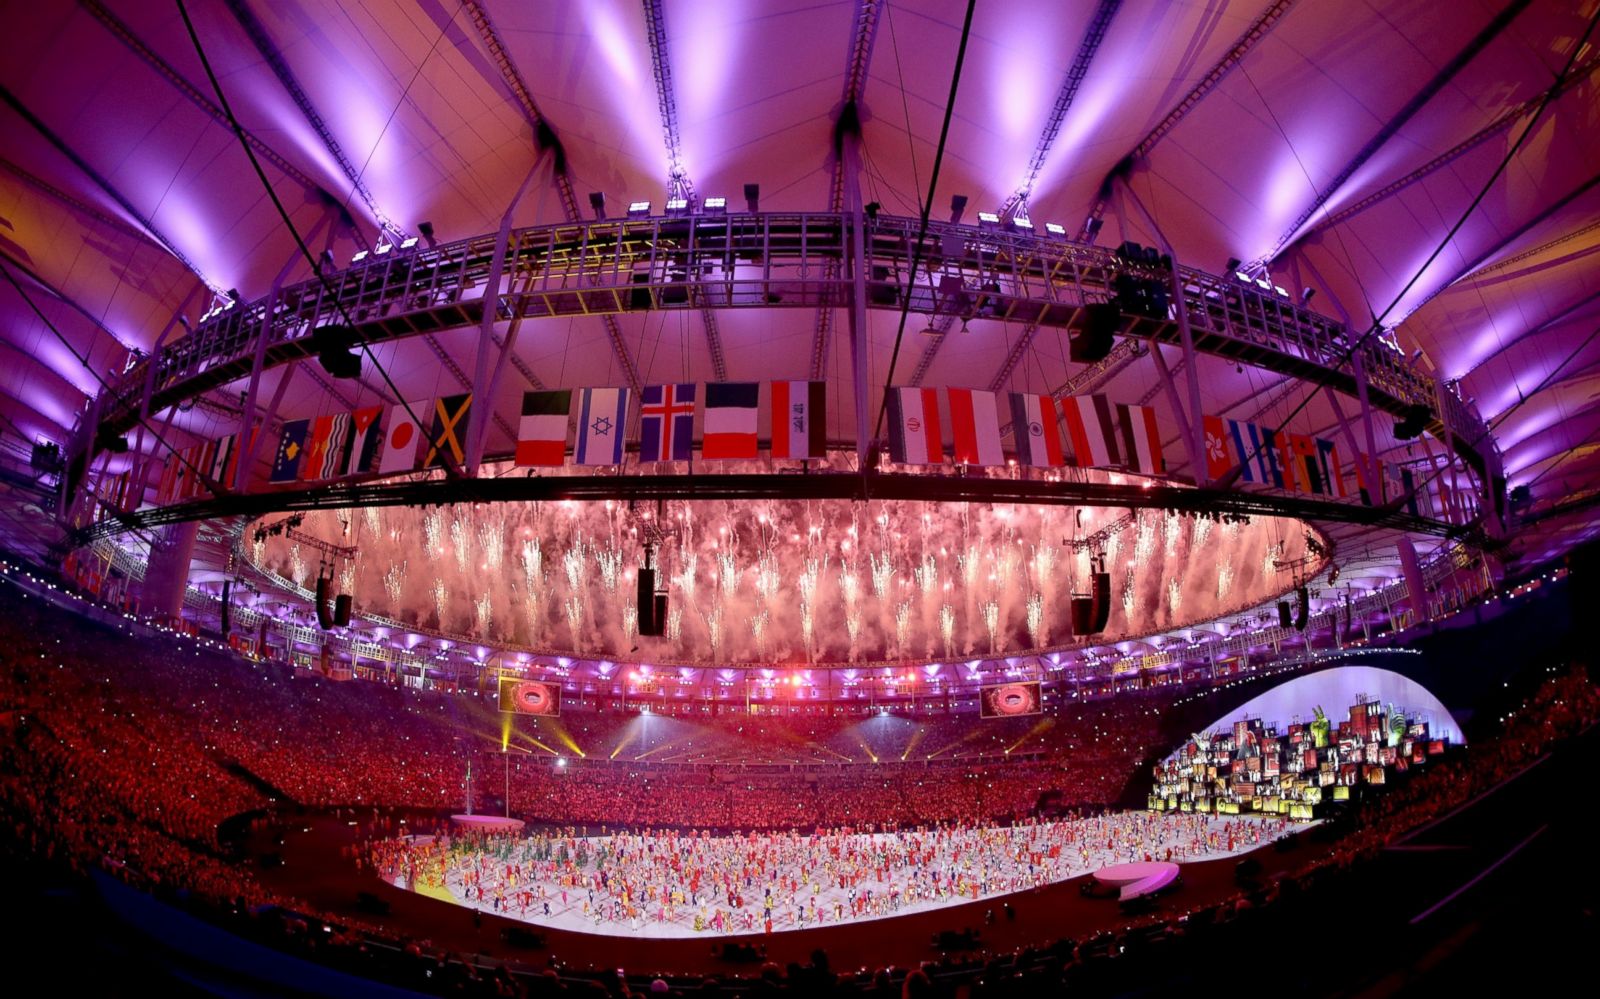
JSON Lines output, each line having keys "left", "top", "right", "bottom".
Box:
{"left": 466, "top": 155, "right": 548, "bottom": 475}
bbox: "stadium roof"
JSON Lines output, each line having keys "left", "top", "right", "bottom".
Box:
{"left": 2, "top": 0, "right": 1597, "bottom": 570}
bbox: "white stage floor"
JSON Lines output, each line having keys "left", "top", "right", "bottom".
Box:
{"left": 384, "top": 812, "right": 1298, "bottom": 939}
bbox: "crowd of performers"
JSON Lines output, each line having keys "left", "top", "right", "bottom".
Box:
{"left": 368, "top": 812, "right": 1290, "bottom": 936}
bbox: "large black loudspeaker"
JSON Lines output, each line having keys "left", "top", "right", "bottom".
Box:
{"left": 220, "top": 580, "right": 231, "bottom": 637}
{"left": 333, "top": 593, "right": 352, "bottom": 628}
{"left": 637, "top": 568, "right": 664, "bottom": 636}
{"left": 1070, "top": 598, "right": 1095, "bottom": 636}
{"left": 309, "top": 324, "right": 361, "bottom": 379}
{"left": 1294, "top": 587, "right": 1309, "bottom": 631}
{"left": 1071, "top": 303, "right": 1120, "bottom": 362}
{"left": 1070, "top": 572, "right": 1111, "bottom": 638}
{"left": 1278, "top": 601, "right": 1292, "bottom": 629}
{"left": 1090, "top": 572, "right": 1111, "bottom": 634}
{"left": 315, "top": 576, "right": 333, "bottom": 630}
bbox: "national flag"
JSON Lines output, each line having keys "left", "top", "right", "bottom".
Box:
{"left": 1349, "top": 450, "right": 1377, "bottom": 505}
{"left": 702, "top": 382, "right": 759, "bottom": 459}
{"left": 155, "top": 451, "right": 179, "bottom": 503}
{"left": 271, "top": 419, "right": 310, "bottom": 482}
{"left": 189, "top": 441, "right": 217, "bottom": 497}
{"left": 1117, "top": 403, "right": 1164, "bottom": 475}
{"left": 574, "top": 387, "right": 630, "bottom": 466}
{"left": 1202, "top": 414, "right": 1233, "bottom": 480}
{"left": 770, "top": 381, "right": 826, "bottom": 460}
{"left": 639, "top": 383, "right": 696, "bottom": 463}
{"left": 947, "top": 388, "right": 1004, "bottom": 466}
{"left": 379, "top": 400, "right": 427, "bottom": 474}
{"left": 516, "top": 390, "right": 572, "bottom": 466}
{"left": 209, "top": 433, "right": 237, "bottom": 488}
{"left": 1397, "top": 466, "right": 1423, "bottom": 517}
{"left": 1060, "top": 394, "right": 1121, "bottom": 468}
{"left": 1009, "top": 392, "right": 1064, "bottom": 467}
{"left": 1226, "top": 419, "right": 1283, "bottom": 488}
{"left": 1316, "top": 438, "right": 1345, "bottom": 498}
{"left": 423, "top": 393, "right": 472, "bottom": 469}
{"left": 887, "top": 387, "right": 943, "bottom": 465}
{"left": 340, "top": 406, "right": 383, "bottom": 476}
{"left": 304, "top": 411, "right": 351, "bottom": 480}
{"left": 1286, "top": 434, "right": 1323, "bottom": 495}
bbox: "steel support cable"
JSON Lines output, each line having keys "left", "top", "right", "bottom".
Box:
{"left": 870, "top": 0, "right": 979, "bottom": 448}
{"left": 173, "top": 0, "right": 446, "bottom": 473}
{"left": 1216, "top": 6, "right": 1600, "bottom": 507}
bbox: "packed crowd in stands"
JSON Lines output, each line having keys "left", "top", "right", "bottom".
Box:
{"left": 2, "top": 565, "right": 1596, "bottom": 996}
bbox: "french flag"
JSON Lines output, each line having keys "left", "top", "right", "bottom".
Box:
{"left": 702, "top": 382, "right": 760, "bottom": 459}
{"left": 887, "top": 387, "right": 943, "bottom": 465}
{"left": 1009, "top": 392, "right": 1065, "bottom": 467}
{"left": 947, "top": 388, "right": 1005, "bottom": 466}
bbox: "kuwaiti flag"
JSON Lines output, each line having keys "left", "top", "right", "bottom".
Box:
{"left": 770, "top": 380, "right": 826, "bottom": 460}
{"left": 378, "top": 400, "right": 427, "bottom": 474}
{"left": 947, "top": 388, "right": 1004, "bottom": 466}
{"left": 1009, "top": 392, "right": 1064, "bottom": 467}
{"left": 516, "top": 390, "right": 572, "bottom": 466}
{"left": 340, "top": 406, "right": 383, "bottom": 476}
{"left": 887, "top": 386, "right": 943, "bottom": 465}
{"left": 702, "top": 382, "right": 759, "bottom": 459}
{"left": 1060, "top": 394, "right": 1120, "bottom": 468}
{"left": 574, "top": 387, "right": 630, "bottom": 466}
{"left": 639, "top": 383, "right": 696, "bottom": 462}
{"left": 1226, "top": 418, "right": 1283, "bottom": 488}
{"left": 271, "top": 419, "right": 310, "bottom": 482}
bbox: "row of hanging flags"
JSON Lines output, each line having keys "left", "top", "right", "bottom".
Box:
{"left": 103, "top": 382, "right": 1470, "bottom": 524}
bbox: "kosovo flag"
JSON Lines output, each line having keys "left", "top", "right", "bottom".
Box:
{"left": 271, "top": 419, "right": 310, "bottom": 483}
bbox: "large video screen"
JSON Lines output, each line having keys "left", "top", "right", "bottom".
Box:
{"left": 497, "top": 676, "right": 562, "bottom": 716}
{"left": 979, "top": 680, "right": 1042, "bottom": 718}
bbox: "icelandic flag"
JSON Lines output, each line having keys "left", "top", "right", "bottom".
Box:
{"left": 1009, "top": 392, "right": 1064, "bottom": 467}
{"left": 516, "top": 390, "right": 572, "bottom": 466}
{"left": 379, "top": 400, "right": 427, "bottom": 474}
{"left": 574, "top": 387, "right": 630, "bottom": 466}
{"left": 639, "top": 383, "right": 696, "bottom": 462}
{"left": 887, "top": 387, "right": 943, "bottom": 465}
{"left": 1117, "top": 403, "right": 1164, "bottom": 475}
{"left": 271, "top": 419, "right": 310, "bottom": 483}
{"left": 769, "top": 380, "right": 826, "bottom": 460}
{"left": 702, "top": 382, "right": 759, "bottom": 459}
{"left": 1060, "top": 394, "right": 1120, "bottom": 468}
{"left": 947, "top": 388, "right": 1004, "bottom": 466}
